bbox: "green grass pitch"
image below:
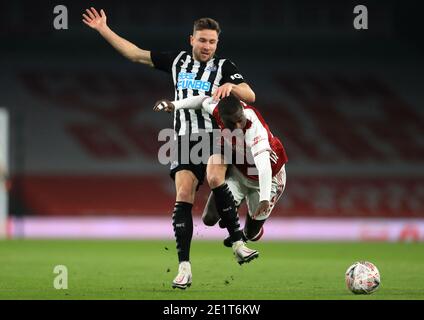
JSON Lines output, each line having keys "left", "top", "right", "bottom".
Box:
{"left": 0, "top": 240, "right": 423, "bottom": 300}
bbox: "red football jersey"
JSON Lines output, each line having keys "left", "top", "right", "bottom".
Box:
{"left": 208, "top": 103, "right": 288, "bottom": 180}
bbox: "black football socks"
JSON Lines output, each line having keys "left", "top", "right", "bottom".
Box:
{"left": 212, "top": 183, "right": 243, "bottom": 243}
{"left": 172, "top": 202, "right": 193, "bottom": 262}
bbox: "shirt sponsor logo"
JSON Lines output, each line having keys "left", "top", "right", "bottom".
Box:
{"left": 177, "top": 72, "right": 211, "bottom": 91}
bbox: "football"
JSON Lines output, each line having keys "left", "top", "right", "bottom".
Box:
{"left": 345, "top": 261, "right": 381, "bottom": 294}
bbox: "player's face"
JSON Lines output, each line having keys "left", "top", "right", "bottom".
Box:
{"left": 222, "top": 109, "right": 247, "bottom": 131}
{"left": 190, "top": 30, "right": 219, "bottom": 62}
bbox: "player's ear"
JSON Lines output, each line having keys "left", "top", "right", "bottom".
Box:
{"left": 190, "top": 35, "right": 194, "bottom": 46}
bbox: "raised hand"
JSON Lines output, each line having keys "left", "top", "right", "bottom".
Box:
{"left": 153, "top": 100, "right": 175, "bottom": 113}
{"left": 82, "top": 7, "right": 107, "bottom": 31}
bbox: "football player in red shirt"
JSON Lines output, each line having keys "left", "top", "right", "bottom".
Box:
{"left": 155, "top": 95, "right": 288, "bottom": 251}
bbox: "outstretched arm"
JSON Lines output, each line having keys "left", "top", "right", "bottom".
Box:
{"left": 82, "top": 7, "right": 153, "bottom": 66}
{"left": 153, "top": 96, "right": 216, "bottom": 113}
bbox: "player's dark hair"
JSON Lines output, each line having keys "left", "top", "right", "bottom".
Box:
{"left": 217, "top": 95, "right": 242, "bottom": 117}
{"left": 193, "top": 18, "right": 221, "bottom": 35}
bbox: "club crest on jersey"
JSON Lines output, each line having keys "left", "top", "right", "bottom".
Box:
{"left": 252, "top": 136, "right": 265, "bottom": 146}
{"left": 205, "top": 65, "right": 217, "bottom": 72}
{"left": 177, "top": 72, "right": 211, "bottom": 91}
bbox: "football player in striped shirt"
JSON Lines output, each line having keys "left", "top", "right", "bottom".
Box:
{"left": 83, "top": 8, "right": 256, "bottom": 289}
{"left": 154, "top": 95, "right": 288, "bottom": 265}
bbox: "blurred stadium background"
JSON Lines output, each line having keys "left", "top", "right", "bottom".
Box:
{"left": 0, "top": 0, "right": 423, "bottom": 241}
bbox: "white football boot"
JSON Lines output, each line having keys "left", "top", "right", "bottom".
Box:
{"left": 232, "top": 240, "right": 259, "bottom": 265}
{"left": 172, "top": 261, "right": 192, "bottom": 289}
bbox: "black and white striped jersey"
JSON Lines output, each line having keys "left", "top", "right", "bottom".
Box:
{"left": 151, "top": 50, "right": 246, "bottom": 136}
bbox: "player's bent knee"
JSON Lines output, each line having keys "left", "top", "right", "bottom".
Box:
{"left": 175, "top": 170, "right": 198, "bottom": 202}
{"left": 176, "top": 186, "right": 194, "bottom": 203}
{"left": 207, "top": 174, "right": 225, "bottom": 189}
